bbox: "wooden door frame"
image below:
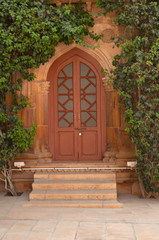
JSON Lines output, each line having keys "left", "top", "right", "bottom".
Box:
{"left": 48, "top": 48, "right": 106, "bottom": 161}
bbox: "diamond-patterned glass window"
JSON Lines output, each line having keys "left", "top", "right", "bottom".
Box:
{"left": 80, "top": 62, "right": 97, "bottom": 127}
{"left": 58, "top": 63, "right": 73, "bottom": 127}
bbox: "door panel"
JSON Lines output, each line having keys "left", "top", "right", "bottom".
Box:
{"left": 58, "top": 131, "right": 75, "bottom": 156}
{"left": 54, "top": 59, "right": 77, "bottom": 160}
{"left": 78, "top": 59, "right": 101, "bottom": 160}
{"left": 81, "top": 131, "right": 98, "bottom": 155}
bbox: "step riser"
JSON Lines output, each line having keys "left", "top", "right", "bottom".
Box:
{"left": 24, "top": 203, "right": 122, "bottom": 208}
{"left": 34, "top": 173, "right": 116, "bottom": 181}
{"left": 32, "top": 182, "right": 116, "bottom": 190}
{"left": 30, "top": 193, "right": 117, "bottom": 200}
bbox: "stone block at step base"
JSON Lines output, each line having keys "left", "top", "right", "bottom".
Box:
{"left": 24, "top": 199, "right": 123, "bottom": 208}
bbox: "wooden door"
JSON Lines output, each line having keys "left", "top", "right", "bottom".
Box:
{"left": 77, "top": 58, "right": 101, "bottom": 160}
{"left": 49, "top": 50, "right": 105, "bottom": 161}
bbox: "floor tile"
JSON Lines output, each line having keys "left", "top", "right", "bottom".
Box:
{"left": 52, "top": 221, "right": 78, "bottom": 240}
{"left": 134, "top": 224, "right": 159, "bottom": 240}
{"left": 76, "top": 222, "right": 105, "bottom": 240}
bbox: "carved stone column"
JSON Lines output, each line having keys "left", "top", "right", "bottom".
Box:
{"left": 31, "top": 80, "right": 50, "bottom": 154}
{"left": 102, "top": 76, "right": 135, "bottom": 164}
{"left": 102, "top": 76, "right": 119, "bottom": 162}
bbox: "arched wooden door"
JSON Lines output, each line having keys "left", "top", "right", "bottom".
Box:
{"left": 48, "top": 49, "right": 106, "bottom": 161}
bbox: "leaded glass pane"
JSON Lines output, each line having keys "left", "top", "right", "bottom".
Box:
{"left": 80, "top": 62, "right": 97, "bottom": 127}
{"left": 58, "top": 63, "right": 73, "bottom": 127}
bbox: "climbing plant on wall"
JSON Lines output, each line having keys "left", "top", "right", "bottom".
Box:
{"left": 0, "top": 0, "right": 100, "bottom": 195}
{"left": 97, "top": 0, "right": 159, "bottom": 197}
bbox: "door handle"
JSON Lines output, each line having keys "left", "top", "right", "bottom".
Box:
{"left": 74, "top": 127, "right": 86, "bottom": 136}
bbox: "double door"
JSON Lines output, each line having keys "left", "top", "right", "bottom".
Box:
{"left": 53, "top": 55, "right": 102, "bottom": 161}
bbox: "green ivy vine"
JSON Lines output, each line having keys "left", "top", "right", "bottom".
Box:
{"left": 0, "top": 0, "right": 100, "bottom": 195}
{"left": 97, "top": 0, "right": 159, "bottom": 197}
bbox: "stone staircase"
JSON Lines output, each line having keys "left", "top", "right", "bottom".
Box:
{"left": 28, "top": 170, "right": 123, "bottom": 208}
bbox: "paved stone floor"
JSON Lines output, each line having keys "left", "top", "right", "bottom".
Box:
{"left": 0, "top": 191, "right": 159, "bottom": 240}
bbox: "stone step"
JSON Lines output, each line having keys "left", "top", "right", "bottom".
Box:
{"left": 33, "top": 179, "right": 116, "bottom": 190}
{"left": 24, "top": 199, "right": 123, "bottom": 208}
{"left": 29, "top": 170, "right": 120, "bottom": 207}
{"left": 30, "top": 189, "right": 117, "bottom": 200}
{"left": 31, "top": 162, "right": 112, "bottom": 168}
{"left": 34, "top": 171, "right": 116, "bottom": 181}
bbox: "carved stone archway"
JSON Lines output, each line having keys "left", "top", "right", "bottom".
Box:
{"left": 34, "top": 42, "right": 114, "bottom": 91}
{"left": 29, "top": 43, "right": 114, "bottom": 156}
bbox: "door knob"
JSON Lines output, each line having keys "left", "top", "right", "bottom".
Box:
{"left": 74, "top": 127, "right": 86, "bottom": 136}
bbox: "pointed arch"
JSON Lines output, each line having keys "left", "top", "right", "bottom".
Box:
{"left": 34, "top": 42, "right": 113, "bottom": 85}
{"left": 48, "top": 47, "right": 107, "bottom": 160}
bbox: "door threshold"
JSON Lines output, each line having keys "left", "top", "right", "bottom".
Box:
{"left": 52, "top": 160, "right": 103, "bottom": 163}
